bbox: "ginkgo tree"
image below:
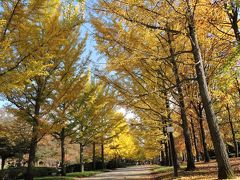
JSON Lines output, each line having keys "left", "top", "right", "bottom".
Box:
{"left": 4, "top": 1, "right": 86, "bottom": 179}
{"left": 2, "top": 0, "right": 240, "bottom": 179}
{"left": 69, "top": 76, "right": 127, "bottom": 172}
{"left": 91, "top": 0, "right": 239, "bottom": 178}
{"left": 92, "top": 1, "right": 196, "bottom": 171}
{"left": 104, "top": 123, "right": 139, "bottom": 162}
{"left": 50, "top": 71, "right": 89, "bottom": 176}
{"left": 0, "top": 0, "right": 60, "bottom": 93}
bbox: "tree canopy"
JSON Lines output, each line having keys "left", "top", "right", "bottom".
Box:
{"left": 1, "top": 0, "right": 240, "bottom": 180}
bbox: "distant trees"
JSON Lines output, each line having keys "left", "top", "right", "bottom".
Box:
{"left": 0, "top": 137, "right": 15, "bottom": 170}
{"left": 69, "top": 79, "right": 129, "bottom": 172}
{"left": 0, "top": 111, "right": 31, "bottom": 169}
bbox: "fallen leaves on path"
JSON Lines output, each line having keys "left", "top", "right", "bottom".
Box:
{"left": 155, "top": 158, "right": 240, "bottom": 180}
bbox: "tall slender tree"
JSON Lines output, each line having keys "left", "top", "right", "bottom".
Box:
{"left": 5, "top": 1, "right": 86, "bottom": 179}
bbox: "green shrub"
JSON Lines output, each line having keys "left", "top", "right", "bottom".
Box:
{"left": 31, "top": 167, "right": 59, "bottom": 177}
{"left": 0, "top": 167, "right": 25, "bottom": 179}
{"left": 0, "top": 167, "right": 59, "bottom": 179}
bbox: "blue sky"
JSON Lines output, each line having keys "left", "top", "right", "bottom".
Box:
{"left": 81, "top": 0, "right": 106, "bottom": 69}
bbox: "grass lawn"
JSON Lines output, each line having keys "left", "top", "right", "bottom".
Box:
{"left": 34, "top": 177, "right": 74, "bottom": 180}
{"left": 153, "top": 166, "right": 174, "bottom": 173}
{"left": 33, "top": 171, "right": 101, "bottom": 180}
{"left": 153, "top": 157, "right": 240, "bottom": 180}
{"left": 66, "top": 171, "right": 100, "bottom": 177}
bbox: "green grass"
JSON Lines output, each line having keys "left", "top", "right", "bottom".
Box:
{"left": 153, "top": 166, "right": 173, "bottom": 173}
{"left": 66, "top": 171, "right": 100, "bottom": 177}
{"left": 153, "top": 165, "right": 187, "bottom": 173}
{"left": 33, "top": 171, "right": 100, "bottom": 180}
{"left": 34, "top": 177, "right": 73, "bottom": 180}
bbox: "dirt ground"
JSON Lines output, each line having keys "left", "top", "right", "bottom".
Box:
{"left": 155, "top": 157, "right": 240, "bottom": 180}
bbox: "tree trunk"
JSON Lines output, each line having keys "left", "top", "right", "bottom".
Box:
{"left": 160, "top": 149, "right": 165, "bottom": 165}
{"left": 163, "top": 114, "right": 171, "bottom": 166}
{"left": 235, "top": 78, "right": 240, "bottom": 97}
{"left": 164, "top": 141, "right": 170, "bottom": 166}
{"left": 231, "top": 15, "right": 240, "bottom": 42}
{"left": 182, "top": 152, "right": 186, "bottom": 162}
{"left": 167, "top": 31, "right": 195, "bottom": 170}
{"left": 1, "top": 157, "right": 6, "bottom": 170}
{"left": 16, "top": 152, "right": 23, "bottom": 167}
{"left": 172, "top": 61, "right": 195, "bottom": 170}
{"left": 168, "top": 139, "right": 173, "bottom": 166}
{"left": 80, "top": 143, "right": 84, "bottom": 172}
{"left": 92, "top": 142, "right": 96, "bottom": 170}
{"left": 198, "top": 107, "right": 210, "bottom": 162}
{"left": 101, "top": 143, "right": 105, "bottom": 169}
{"left": 25, "top": 126, "right": 38, "bottom": 180}
{"left": 165, "top": 92, "right": 179, "bottom": 176}
{"left": 224, "top": 2, "right": 240, "bottom": 42}
{"left": 226, "top": 104, "right": 238, "bottom": 157}
{"left": 26, "top": 92, "right": 41, "bottom": 180}
{"left": 169, "top": 133, "right": 179, "bottom": 176}
{"left": 60, "top": 128, "right": 66, "bottom": 176}
{"left": 190, "top": 118, "right": 200, "bottom": 162}
{"left": 187, "top": 2, "right": 234, "bottom": 178}
{"left": 162, "top": 121, "right": 169, "bottom": 166}
{"left": 162, "top": 123, "right": 169, "bottom": 166}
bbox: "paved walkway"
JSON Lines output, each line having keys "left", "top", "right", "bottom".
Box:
{"left": 79, "top": 165, "right": 158, "bottom": 180}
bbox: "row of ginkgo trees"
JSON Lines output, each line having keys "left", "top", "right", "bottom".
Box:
{"left": 2, "top": 0, "right": 240, "bottom": 179}
{"left": 2, "top": 1, "right": 87, "bottom": 178}
{"left": 91, "top": 0, "right": 240, "bottom": 179}
{"left": 0, "top": 0, "right": 132, "bottom": 179}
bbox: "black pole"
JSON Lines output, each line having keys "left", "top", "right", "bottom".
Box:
{"left": 169, "top": 131, "right": 179, "bottom": 177}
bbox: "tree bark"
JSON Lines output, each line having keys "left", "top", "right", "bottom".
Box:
{"left": 182, "top": 151, "right": 186, "bottom": 162}
{"left": 224, "top": 2, "right": 240, "bottom": 42}
{"left": 80, "top": 143, "right": 84, "bottom": 172}
{"left": 230, "top": 15, "right": 240, "bottom": 42}
{"left": 164, "top": 141, "right": 170, "bottom": 166}
{"left": 60, "top": 128, "right": 66, "bottom": 176}
{"left": 25, "top": 126, "right": 38, "bottom": 180}
{"left": 164, "top": 92, "right": 179, "bottom": 176}
{"left": 167, "top": 31, "right": 195, "bottom": 170}
{"left": 162, "top": 123, "right": 169, "bottom": 166}
{"left": 92, "top": 142, "right": 96, "bottom": 170}
{"left": 160, "top": 149, "right": 165, "bottom": 165}
{"left": 171, "top": 57, "right": 195, "bottom": 170}
{"left": 16, "top": 152, "right": 23, "bottom": 167}
{"left": 198, "top": 107, "right": 210, "bottom": 162}
{"left": 186, "top": 2, "right": 234, "bottom": 178}
{"left": 190, "top": 118, "right": 200, "bottom": 162}
{"left": 25, "top": 90, "right": 41, "bottom": 180}
{"left": 1, "top": 157, "right": 6, "bottom": 170}
{"left": 235, "top": 78, "right": 240, "bottom": 97}
{"left": 168, "top": 139, "right": 173, "bottom": 166}
{"left": 226, "top": 104, "right": 238, "bottom": 157}
{"left": 169, "top": 133, "right": 178, "bottom": 176}
{"left": 101, "top": 143, "right": 105, "bottom": 169}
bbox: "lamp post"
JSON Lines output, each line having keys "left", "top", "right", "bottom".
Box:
{"left": 166, "top": 125, "right": 178, "bottom": 177}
